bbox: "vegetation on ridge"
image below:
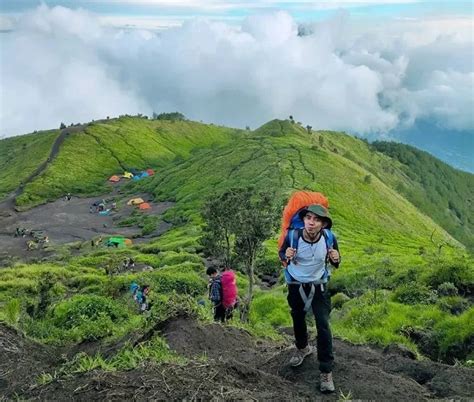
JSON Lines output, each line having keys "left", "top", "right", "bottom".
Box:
{"left": 0, "top": 116, "right": 472, "bottom": 374}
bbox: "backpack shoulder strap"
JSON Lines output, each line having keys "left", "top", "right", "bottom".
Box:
{"left": 289, "top": 228, "right": 302, "bottom": 251}
{"left": 322, "top": 229, "right": 334, "bottom": 250}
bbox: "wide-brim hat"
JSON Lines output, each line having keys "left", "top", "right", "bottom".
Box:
{"left": 298, "top": 204, "right": 332, "bottom": 229}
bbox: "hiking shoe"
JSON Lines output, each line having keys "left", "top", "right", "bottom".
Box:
{"left": 320, "top": 372, "right": 335, "bottom": 393}
{"left": 289, "top": 345, "right": 314, "bottom": 367}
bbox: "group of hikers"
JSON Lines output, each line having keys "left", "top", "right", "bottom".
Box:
{"left": 15, "top": 227, "right": 50, "bottom": 250}
{"left": 89, "top": 199, "right": 117, "bottom": 214}
{"left": 127, "top": 190, "right": 338, "bottom": 393}
{"left": 205, "top": 191, "right": 340, "bottom": 393}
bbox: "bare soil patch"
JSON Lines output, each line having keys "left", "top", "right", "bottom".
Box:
{"left": 0, "top": 189, "right": 173, "bottom": 264}
{"left": 5, "top": 317, "right": 472, "bottom": 401}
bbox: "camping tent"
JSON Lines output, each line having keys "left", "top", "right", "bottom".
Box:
{"left": 122, "top": 172, "right": 133, "bottom": 179}
{"left": 124, "top": 239, "right": 133, "bottom": 246}
{"left": 139, "top": 202, "right": 151, "bottom": 210}
{"left": 127, "top": 197, "right": 145, "bottom": 206}
{"left": 146, "top": 169, "right": 155, "bottom": 176}
{"left": 109, "top": 175, "right": 120, "bottom": 183}
{"left": 106, "top": 237, "right": 125, "bottom": 247}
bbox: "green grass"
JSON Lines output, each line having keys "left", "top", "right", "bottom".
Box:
{"left": 15, "top": 117, "right": 237, "bottom": 207}
{"left": 0, "top": 129, "right": 59, "bottom": 199}
{"left": 0, "top": 117, "right": 472, "bottom": 365}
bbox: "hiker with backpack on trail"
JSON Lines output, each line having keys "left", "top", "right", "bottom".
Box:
{"left": 130, "top": 282, "right": 151, "bottom": 313}
{"left": 278, "top": 191, "right": 340, "bottom": 393}
{"left": 206, "top": 267, "right": 238, "bottom": 322}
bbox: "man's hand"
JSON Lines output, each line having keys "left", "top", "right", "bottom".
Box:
{"left": 285, "top": 247, "right": 296, "bottom": 260}
{"left": 328, "top": 248, "right": 340, "bottom": 264}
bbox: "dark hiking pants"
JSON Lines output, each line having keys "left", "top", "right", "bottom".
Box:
{"left": 287, "top": 282, "right": 334, "bottom": 373}
{"left": 214, "top": 304, "right": 233, "bottom": 322}
{"left": 214, "top": 304, "right": 226, "bottom": 322}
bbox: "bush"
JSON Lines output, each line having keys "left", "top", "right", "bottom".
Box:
{"left": 132, "top": 269, "right": 206, "bottom": 297}
{"left": 425, "top": 259, "right": 474, "bottom": 294}
{"left": 332, "top": 292, "right": 350, "bottom": 309}
{"left": 52, "top": 295, "right": 128, "bottom": 330}
{"left": 393, "top": 284, "right": 438, "bottom": 305}
{"left": 437, "top": 282, "right": 458, "bottom": 297}
{"left": 437, "top": 296, "right": 470, "bottom": 315}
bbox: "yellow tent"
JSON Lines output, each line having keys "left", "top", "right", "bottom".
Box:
{"left": 122, "top": 172, "right": 133, "bottom": 179}
{"left": 127, "top": 197, "right": 145, "bottom": 206}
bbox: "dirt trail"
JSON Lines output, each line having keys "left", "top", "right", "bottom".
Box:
{"left": 3, "top": 318, "right": 472, "bottom": 400}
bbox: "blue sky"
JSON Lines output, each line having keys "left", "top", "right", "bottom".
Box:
{"left": 1, "top": 1, "right": 472, "bottom": 27}
{"left": 0, "top": 1, "right": 473, "bottom": 171}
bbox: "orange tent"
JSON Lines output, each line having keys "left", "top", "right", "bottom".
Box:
{"left": 146, "top": 169, "right": 155, "bottom": 176}
{"left": 109, "top": 175, "right": 120, "bottom": 182}
{"left": 139, "top": 202, "right": 151, "bottom": 210}
{"left": 124, "top": 238, "right": 133, "bottom": 246}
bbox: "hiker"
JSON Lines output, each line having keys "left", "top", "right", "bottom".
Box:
{"left": 279, "top": 203, "right": 340, "bottom": 393}
{"left": 132, "top": 284, "right": 151, "bottom": 312}
{"left": 207, "top": 267, "right": 237, "bottom": 322}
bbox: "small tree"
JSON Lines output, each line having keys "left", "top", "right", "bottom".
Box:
{"left": 201, "top": 187, "right": 280, "bottom": 321}
{"left": 289, "top": 115, "right": 295, "bottom": 124}
{"left": 59, "top": 122, "right": 66, "bottom": 129}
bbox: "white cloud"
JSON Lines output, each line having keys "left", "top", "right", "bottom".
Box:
{"left": 0, "top": 5, "right": 473, "bottom": 139}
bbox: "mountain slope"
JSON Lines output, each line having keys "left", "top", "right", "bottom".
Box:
{"left": 372, "top": 141, "right": 474, "bottom": 251}
{"left": 1, "top": 117, "right": 471, "bottom": 254}
{"left": 8, "top": 117, "right": 238, "bottom": 208}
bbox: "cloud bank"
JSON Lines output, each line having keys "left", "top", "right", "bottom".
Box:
{"left": 0, "top": 5, "right": 473, "bottom": 145}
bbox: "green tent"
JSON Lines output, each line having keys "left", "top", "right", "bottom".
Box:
{"left": 106, "top": 237, "right": 125, "bottom": 248}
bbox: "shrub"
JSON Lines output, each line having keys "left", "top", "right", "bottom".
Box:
{"left": 425, "top": 259, "right": 474, "bottom": 294}
{"left": 52, "top": 295, "right": 128, "bottom": 330}
{"left": 393, "top": 284, "right": 438, "bottom": 305}
{"left": 437, "top": 282, "right": 458, "bottom": 297}
{"left": 332, "top": 292, "right": 350, "bottom": 309}
{"left": 437, "top": 296, "right": 470, "bottom": 315}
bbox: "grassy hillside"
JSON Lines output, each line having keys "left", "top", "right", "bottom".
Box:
{"left": 12, "top": 117, "right": 238, "bottom": 207}
{"left": 0, "top": 117, "right": 472, "bottom": 370}
{"left": 372, "top": 141, "right": 474, "bottom": 251}
{"left": 0, "top": 130, "right": 59, "bottom": 199}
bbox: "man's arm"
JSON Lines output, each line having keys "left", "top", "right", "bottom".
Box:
{"left": 328, "top": 236, "right": 340, "bottom": 268}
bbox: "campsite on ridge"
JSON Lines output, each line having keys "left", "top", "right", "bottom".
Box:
{"left": 0, "top": 115, "right": 472, "bottom": 399}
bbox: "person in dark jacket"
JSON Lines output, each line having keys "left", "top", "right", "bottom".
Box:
{"left": 206, "top": 267, "right": 226, "bottom": 322}
{"left": 279, "top": 204, "right": 340, "bottom": 393}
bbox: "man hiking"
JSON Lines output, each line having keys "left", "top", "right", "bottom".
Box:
{"left": 206, "top": 267, "right": 237, "bottom": 322}
{"left": 279, "top": 203, "right": 340, "bottom": 393}
{"left": 207, "top": 267, "right": 226, "bottom": 322}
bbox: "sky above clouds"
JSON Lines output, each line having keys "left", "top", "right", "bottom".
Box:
{"left": 0, "top": 1, "right": 473, "bottom": 171}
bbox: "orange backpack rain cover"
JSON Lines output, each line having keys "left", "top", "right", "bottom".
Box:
{"left": 277, "top": 191, "right": 329, "bottom": 249}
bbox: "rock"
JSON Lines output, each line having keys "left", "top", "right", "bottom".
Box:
{"left": 383, "top": 343, "right": 417, "bottom": 360}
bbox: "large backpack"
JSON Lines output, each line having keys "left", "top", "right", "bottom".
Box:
{"left": 278, "top": 191, "right": 335, "bottom": 312}
{"left": 278, "top": 191, "right": 329, "bottom": 249}
{"left": 220, "top": 270, "right": 238, "bottom": 309}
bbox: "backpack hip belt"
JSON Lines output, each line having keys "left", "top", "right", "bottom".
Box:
{"left": 286, "top": 273, "right": 327, "bottom": 312}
